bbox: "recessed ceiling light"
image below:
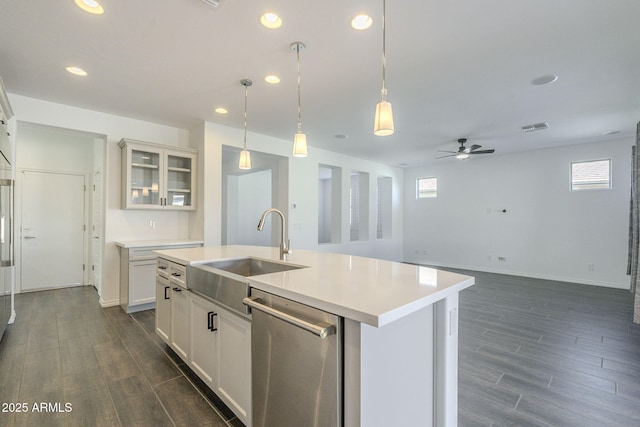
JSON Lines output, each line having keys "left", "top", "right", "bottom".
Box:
{"left": 602, "top": 130, "right": 620, "bottom": 136}
{"left": 66, "top": 66, "right": 88, "bottom": 76}
{"left": 531, "top": 75, "right": 558, "bottom": 86}
{"left": 351, "top": 14, "right": 373, "bottom": 30}
{"left": 264, "top": 75, "right": 280, "bottom": 84}
{"left": 260, "top": 12, "right": 282, "bottom": 29}
{"left": 334, "top": 134, "right": 348, "bottom": 139}
{"left": 214, "top": 107, "right": 228, "bottom": 114}
{"left": 74, "top": 0, "right": 104, "bottom": 15}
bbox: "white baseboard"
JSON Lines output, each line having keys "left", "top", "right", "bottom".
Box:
{"left": 404, "top": 258, "right": 629, "bottom": 290}
{"left": 99, "top": 297, "right": 120, "bottom": 308}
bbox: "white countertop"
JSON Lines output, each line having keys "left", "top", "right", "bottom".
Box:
{"left": 154, "top": 245, "right": 475, "bottom": 328}
{"left": 115, "top": 239, "right": 204, "bottom": 249}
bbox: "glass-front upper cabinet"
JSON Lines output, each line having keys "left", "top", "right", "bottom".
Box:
{"left": 119, "top": 139, "right": 197, "bottom": 210}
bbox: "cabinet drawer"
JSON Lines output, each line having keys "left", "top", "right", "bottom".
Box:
{"left": 157, "top": 259, "right": 170, "bottom": 278}
{"left": 169, "top": 262, "right": 187, "bottom": 288}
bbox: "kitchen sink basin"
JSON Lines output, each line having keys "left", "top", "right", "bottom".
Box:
{"left": 186, "top": 258, "right": 306, "bottom": 318}
{"left": 200, "top": 257, "right": 305, "bottom": 277}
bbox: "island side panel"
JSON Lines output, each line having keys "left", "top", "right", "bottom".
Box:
{"left": 344, "top": 304, "right": 435, "bottom": 427}
{"left": 435, "top": 292, "right": 459, "bottom": 427}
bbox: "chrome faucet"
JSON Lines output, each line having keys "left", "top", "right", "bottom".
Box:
{"left": 257, "top": 208, "right": 291, "bottom": 260}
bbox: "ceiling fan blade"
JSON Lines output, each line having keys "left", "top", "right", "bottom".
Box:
{"left": 470, "top": 149, "right": 495, "bottom": 154}
{"left": 437, "top": 150, "right": 457, "bottom": 154}
{"left": 435, "top": 154, "right": 457, "bottom": 159}
{"left": 468, "top": 144, "right": 482, "bottom": 152}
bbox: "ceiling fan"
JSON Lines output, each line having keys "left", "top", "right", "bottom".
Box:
{"left": 436, "top": 138, "right": 495, "bottom": 160}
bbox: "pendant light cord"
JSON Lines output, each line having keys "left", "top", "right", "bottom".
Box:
{"left": 243, "top": 83, "right": 248, "bottom": 149}
{"left": 381, "top": 0, "right": 387, "bottom": 101}
{"left": 296, "top": 43, "right": 303, "bottom": 132}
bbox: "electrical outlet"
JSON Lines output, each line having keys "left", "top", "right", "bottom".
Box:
{"left": 149, "top": 220, "right": 156, "bottom": 229}
{"left": 498, "top": 256, "right": 506, "bottom": 262}
{"left": 588, "top": 263, "right": 595, "bottom": 271}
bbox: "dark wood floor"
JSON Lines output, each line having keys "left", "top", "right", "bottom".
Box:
{"left": 0, "top": 271, "right": 638, "bottom": 426}
{"left": 455, "top": 269, "right": 640, "bottom": 427}
{"left": 0, "top": 286, "right": 242, "bottom": 427}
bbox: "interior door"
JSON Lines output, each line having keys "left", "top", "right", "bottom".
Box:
{"left": 20, "top": 170, "right": 85, "bottom": 291}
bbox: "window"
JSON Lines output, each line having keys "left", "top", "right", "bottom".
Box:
{"left": 571, "top": 159, "right": 611, "bottom": 191}
{"left": 417, "top": 177, "right": 437, "bottom": 198}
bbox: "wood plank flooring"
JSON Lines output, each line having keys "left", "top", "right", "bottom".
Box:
{"left": 0, "top": 271, "right": 638, "bottom": 426}
{"left": 0, "top": 286, "right": 242, "bottom": 427}
{"left": 455, "top": 269, "right": 640, "bottom": 427}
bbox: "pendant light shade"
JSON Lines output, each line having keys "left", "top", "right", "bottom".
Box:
{"left": 374, "top": 0, "right": 394, "bottom": 136}
{"left": 374, "top": 94, "right": 394, "bottom": 136}
{"left": 239, "top": 149, "right": 252, "bottom": 169}
{"left": 291, "top": 42, "right": 308, "bottom": 157}
{"left": 293, "top": 132, "right": 308, "bottom": 157}
{"left": 239, "top": 79, "right": 252, "bottom": 170}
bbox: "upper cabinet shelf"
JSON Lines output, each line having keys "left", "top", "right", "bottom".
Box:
{"left": 119, "top": 139, "right": 197, "bottom": 210}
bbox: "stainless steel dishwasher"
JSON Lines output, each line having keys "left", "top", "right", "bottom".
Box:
{"left": 243, "top": 288, "right": 342, "bottom": 427}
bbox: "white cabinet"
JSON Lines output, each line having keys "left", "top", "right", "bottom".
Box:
{"left": 189, "top": 292, "right": 218, "bottom": 386}
{"left": 118, "top": 242, "right": 202, "bottom": 313}
{"left": 189, "top": 292, "right": 252, "bottom": 427}
{"left": 119, "top": 138, "right": 197, "bottom": 210}
{"left": 169, "top": 262, "right": 189, "bottom": 360}
{"left": 155, "top": 273, "right": 171, "bottom": 343}
{"left": 216, "top": 302, "right": 252, "bottom": 426}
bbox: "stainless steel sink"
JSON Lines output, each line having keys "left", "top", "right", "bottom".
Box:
{"left": 186, "top": 257, "right": 306, "bottom": 318}
{"left": 200, "top": 257, "right": 305, "bottom": 277}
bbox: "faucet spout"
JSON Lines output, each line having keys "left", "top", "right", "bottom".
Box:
{"left": 257, "top": 208, "right": 291, "bottom": 260}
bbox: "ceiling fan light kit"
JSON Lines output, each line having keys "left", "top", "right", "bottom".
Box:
{"left": 436, "top": 138, "right": 496, "bottom": 160}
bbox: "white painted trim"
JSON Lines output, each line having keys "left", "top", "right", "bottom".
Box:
{"left": 404, "top": 258, "right": 630, "bottom": 290}
{"left": 99, "top": 297, "right": 120, "bottom": 308}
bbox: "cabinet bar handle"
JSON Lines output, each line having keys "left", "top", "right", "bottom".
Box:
{"left": 208, "top": 311, "right": 218, "bottom": 332}
{"left": 164, "top": 286, "right": 170, "bottom": 300}
{"left": 172, "top": 287, "right": 182, "bottom": 292}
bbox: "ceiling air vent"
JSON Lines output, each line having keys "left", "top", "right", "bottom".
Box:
{"left": 521, "top": 122, "right": 549, "bottom": 132}
{"left": 201, "top": 0, "right": 221, "bottom": 7}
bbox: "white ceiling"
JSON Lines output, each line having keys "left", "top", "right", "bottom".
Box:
{"left": 1, "top": 0, "right": 639, "bottom": 167}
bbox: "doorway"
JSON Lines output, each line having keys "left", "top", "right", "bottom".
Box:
{"left": 15, "top": 122, "right": 105, "bottom": 294}
{"left": 221, "top": 146, "right": 288, "bottom": 246}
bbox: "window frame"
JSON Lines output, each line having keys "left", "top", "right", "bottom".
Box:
{"left": 570, "top": 158, "right": 612, "bottom": 191}
{"left": 417, "top": 177, "right": 438, "bottom": 199}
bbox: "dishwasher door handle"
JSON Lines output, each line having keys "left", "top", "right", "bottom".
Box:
{"left": 243, "top": 296, "right": 336, "bottom": 339}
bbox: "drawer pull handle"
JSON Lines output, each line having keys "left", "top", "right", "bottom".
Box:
{"left": 164, "top": 286, "right": 170, "bottom": 300}
{"left": 207, "top": 311, "right": 218, "bottom": 332}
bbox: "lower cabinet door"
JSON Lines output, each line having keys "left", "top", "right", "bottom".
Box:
{"left": 189, "top": 293, "right": 217, "bottom": 388}
{"left": 217, "top": 306, "right": 252, "bottom": 426}
{"left": 155, "top": 275, "right": 171, "bottom": 344}
{"left": 170, "top": 284, "right": 189, "bottom": 360}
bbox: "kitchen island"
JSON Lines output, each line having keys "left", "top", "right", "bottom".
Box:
{"left": 155, "top": 245, "right": 474, "bottom": 427}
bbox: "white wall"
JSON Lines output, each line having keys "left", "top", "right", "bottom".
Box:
{"left": 403, "top": 137, "right": 632, "bottom": 289}
{"left": 9, "top": 94, "right": 193, "bottom": 306}
{"left": 197, "top": 122, "right": 404, "bottom": 261}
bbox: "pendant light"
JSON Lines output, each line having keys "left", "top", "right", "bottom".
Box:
{"left": 239, "top": 79, "right": 252, "bottom": 170}
{"left": 291, "top": 41, "right": 308, "bottom": 157}
{"left": 374, "top": 0, "right": 394, "bottom": 136}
